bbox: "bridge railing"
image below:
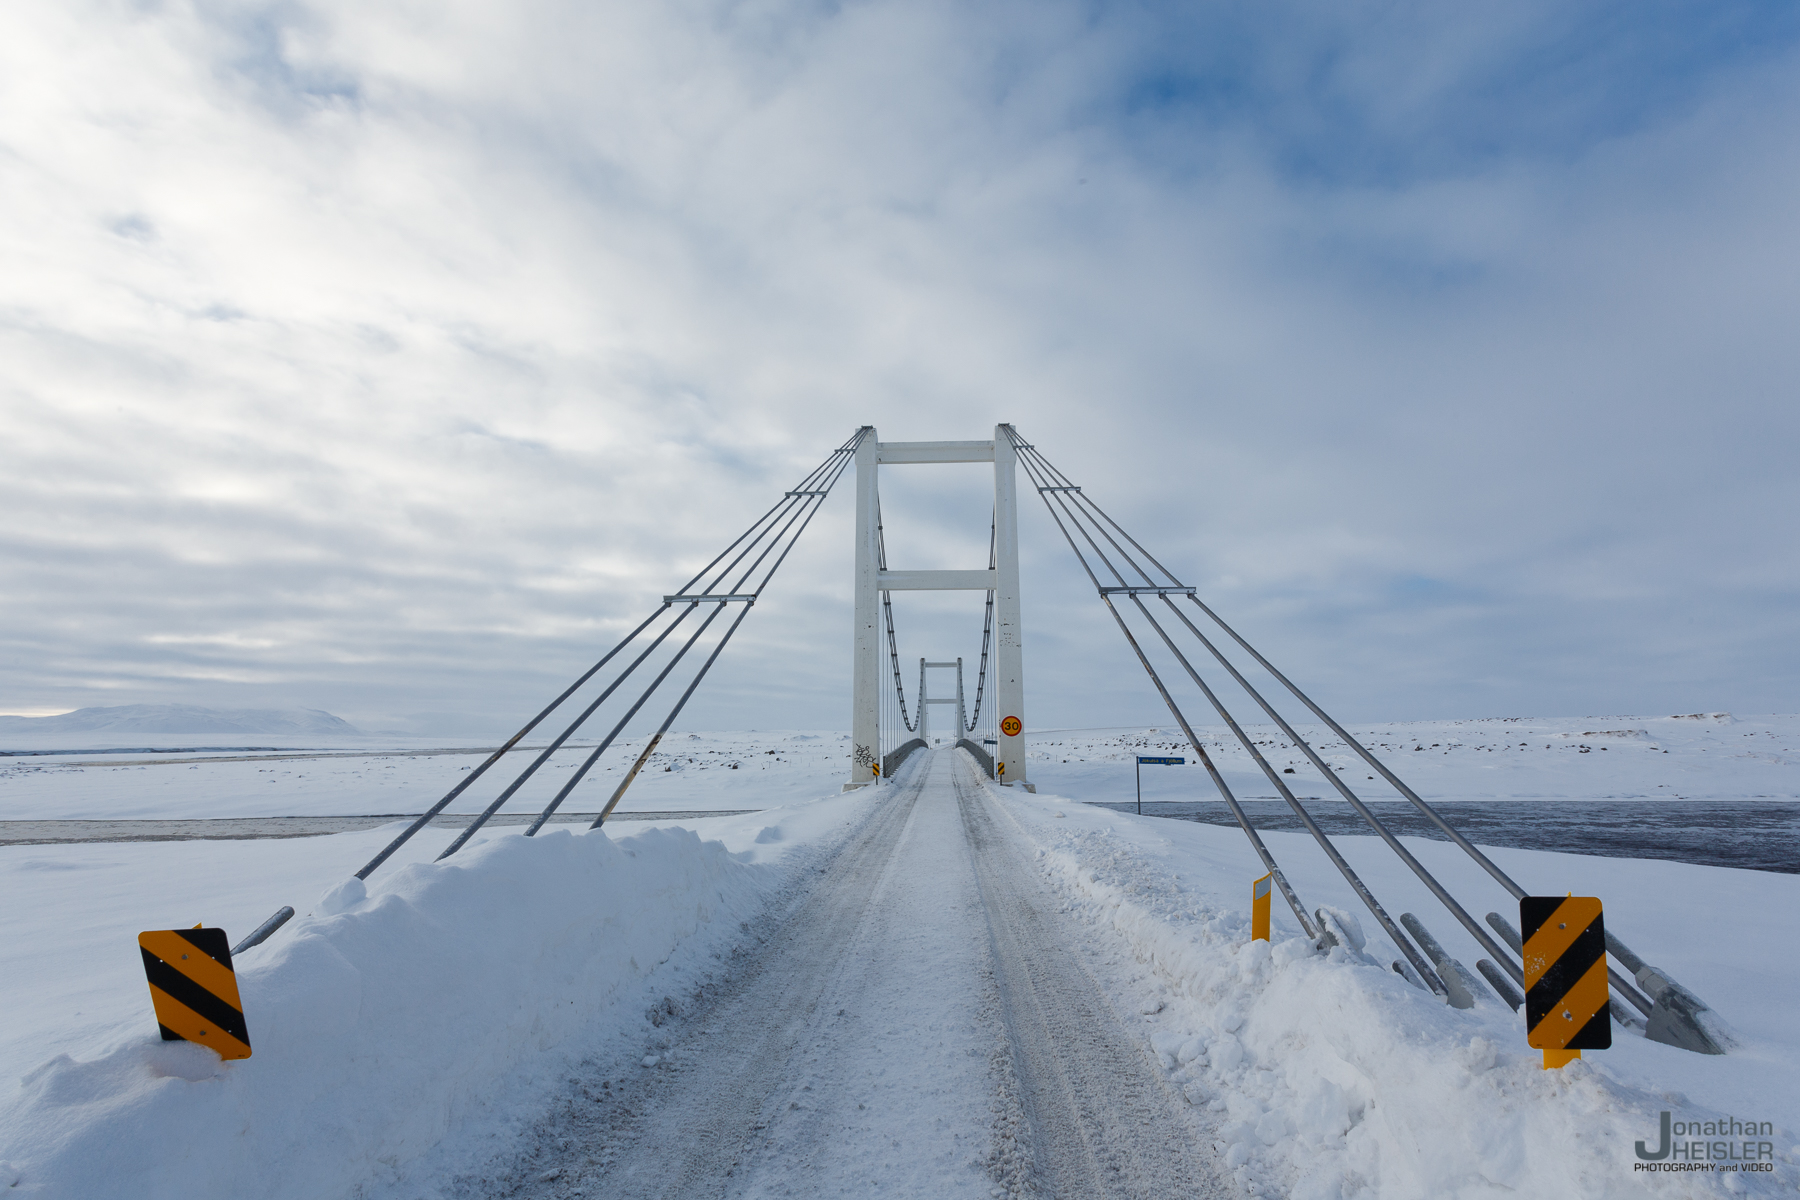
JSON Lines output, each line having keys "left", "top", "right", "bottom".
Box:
{"left": 957, "top": 738, "right": 994, "bottom": 779}
{"left": 883, "top": 738, "right": 926, "bottom": 779}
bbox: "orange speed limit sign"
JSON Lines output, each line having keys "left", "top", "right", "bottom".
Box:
{"left": 1001, "top": 716, "right": 1022, "bottom": 737}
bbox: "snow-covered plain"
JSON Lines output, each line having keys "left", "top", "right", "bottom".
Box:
{"left": 1023, "top": 710, "right": 1800, "bottom": 803}
{"left": 0, "top": 715, "right": 1795, "bottom": 1197}
{"left": 0, "top": 706, "right": 362, "bottom": 738}
{"left": 0, "top": 730, "right": 850, "bottom": 820}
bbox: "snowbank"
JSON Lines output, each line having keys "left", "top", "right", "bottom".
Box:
{"left": 0, "top": 809, "right": 845, "bottom": 1199}
{"left": 988, "top": 772, "right": 1800, "bottom": 1198}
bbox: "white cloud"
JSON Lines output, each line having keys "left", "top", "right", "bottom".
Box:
{"left": 2, "top": 0, "right": 1797, "bottom": 736}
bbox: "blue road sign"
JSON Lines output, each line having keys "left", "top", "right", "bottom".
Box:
{"left": 1134, "top": 755, "right": 1185, "bottom": 813}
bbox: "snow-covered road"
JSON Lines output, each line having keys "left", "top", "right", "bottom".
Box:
{"left": 6, "top": 725, "right": 1795, "bottom": 1198}
{"left": 484, "top": 748, "right": 1228, "bottom": 1200}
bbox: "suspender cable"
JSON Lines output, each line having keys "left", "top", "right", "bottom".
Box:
{"left": 1010, "top": 440, "right": 1318, "bottom": 939}
{"left": 966, "top": 517, "right": 996, "bottom": 733}
{"left": 882, "top": 508, "right": 996, "bottom": 739}
{"left": 878, "top": 508, "right": 919, "bottom": 734}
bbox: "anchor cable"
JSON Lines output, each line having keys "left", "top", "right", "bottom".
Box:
{"left": 1005, "top": 428, "right": 1660, "bottom": 1013}
{"left": 344, "top": 429, "right": 865, "bottom": 882}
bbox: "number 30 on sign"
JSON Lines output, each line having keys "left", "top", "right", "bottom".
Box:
{"left": 1001, "top": 716, "right": 1022, "bottom": 737}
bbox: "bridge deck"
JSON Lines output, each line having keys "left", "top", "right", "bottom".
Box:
{"left": 493, "top": 748, "right": 1230, "bottom": 1199}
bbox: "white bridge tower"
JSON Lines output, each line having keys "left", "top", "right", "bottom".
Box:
{"left": 849, "top": 425, "right": 1025, "bottom": 788}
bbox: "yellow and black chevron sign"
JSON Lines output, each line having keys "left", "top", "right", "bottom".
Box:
{"left": 1520, "top": 896, "right": 1611, "bottom": 1053}
{"left": 138, "top": 928, "right": 252, "bottom": 1060}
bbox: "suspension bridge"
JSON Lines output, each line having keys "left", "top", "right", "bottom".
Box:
{"left": 231, "top": 424, "right": 1727, "bottom": 1047}
{"left": 209, "top": 423, "right": 1735, "bottom": 1194}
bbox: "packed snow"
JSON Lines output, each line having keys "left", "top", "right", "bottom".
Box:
{"left": 0, "top": 715, "right": 1795, "bottom": 1197}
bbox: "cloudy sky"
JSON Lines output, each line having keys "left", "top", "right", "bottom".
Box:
{"left": 3, "top": 0, "right": 1797, "bottom": 737}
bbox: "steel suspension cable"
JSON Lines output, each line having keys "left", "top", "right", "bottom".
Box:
{"left": 965, "top": 517, "right": 996, "bottom": 733}
{"left": 1155, "top": 595, "right": 1541, "bottom": 990}
{"left": 731, "top": 441, "right": 861, "bottom": 594}
{"left": 520, "top": 438, "right": 861, "bottom": 834}
{"left": 1125, "top": 594, "right": 1447, "bottom": 991}
{"left": 1013, "top": 437, "right": 1443, "bottom": 977}
{"left": 358, "top": 430, "right": 864, "bottom": 878}
{"left": 1013, "top": 429, "right": 1654, "bottom": 1011}
{"left": 1174, "top": 592, "right": 1652, "bottom": 1009}
{"left": 351, "top": 604, "right": 669, "bottom": 881}
{"left": 586, "top": 601, "right": 758, "bottom": 827}
{"left": 1183, "top": 593, "right": 1536, "bottom": 900}
{"left": 438, "top": 485, "right": 830, "bottom": 861}
{"left": 435, "top": 603, "right": 703, "bottom": 859}
{"left": 502, "top": 600, "right": 726, "bottom": 837}
{"left": 1018, "top": 434, "right": 1484, "bottom": 978}
{"left": 1021, "top": 438, "right": 1514, "bottom": 937}
{"left": 877, "top": 508, "right": 919, "bottom": 734}
{"left": 1009, "top": 439, "right": 1318, "bottom": 938}
{"left": 1021, "top": 436, "right": 1533, "bottom": 933}
{"left": 669, "top": 435, "right": 858, "bottom": 597}
{"left": 1015, "top": 442, "right": 1183, "bottom": 586}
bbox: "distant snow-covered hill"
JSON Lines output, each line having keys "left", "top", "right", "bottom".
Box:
{"left": 0, "top": 705, "right": 361, "bottom": 737}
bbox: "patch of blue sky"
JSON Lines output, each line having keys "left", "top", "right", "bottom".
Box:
{"left": 1386, "top": 573, "right": 1482, "bottom": 608}
{"left": 450, "top": 423, "right": 556, "bottom": 457}
{"left": 1265, "top": 226, "right": 1493, "bottom": 302}
{"left": 195, "top": 1, "right": 363, "bottom": 118}
{"left": 1087, "top": 0, "right": 1800, "bottom": 187}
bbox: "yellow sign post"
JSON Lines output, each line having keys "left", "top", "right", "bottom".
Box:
{"left": 138, "top": 927, "right": 252, "bottom": 1060}
{"left": 1521, "top": 896, "right": 1610, "bottom": 1069}
{"left": 1251, "top": 873, "right": 1272, "bottom": 941}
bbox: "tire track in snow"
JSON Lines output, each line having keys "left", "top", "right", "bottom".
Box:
{"left": 955, "top": 756, "right": 1234, "bottom": 1199}
{"left": 461, "top": 749, "right": 1233, "bottom": 1199}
